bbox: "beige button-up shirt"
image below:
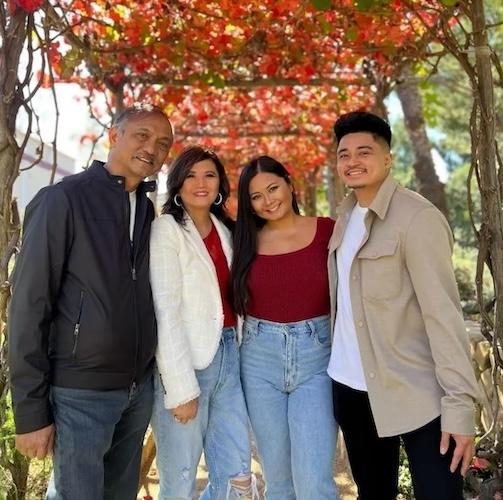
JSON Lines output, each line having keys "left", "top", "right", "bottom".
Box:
{"left": 328, "top": 174, "right": 480, "bottom": 437}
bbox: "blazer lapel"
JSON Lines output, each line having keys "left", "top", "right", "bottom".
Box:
{"left": 209, "top": 214, "right": 232, "bottom": 268}
{"left": 184, "top": 215, "right": 218, "bottom": 279}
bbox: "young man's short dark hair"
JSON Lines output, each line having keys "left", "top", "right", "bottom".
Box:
{"left": 333, "top": 111, "right": 392, "bottom": 148}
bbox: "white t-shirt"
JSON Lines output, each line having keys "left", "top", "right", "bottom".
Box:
{"left": 328, "top": 204, "right": 368, "bottom": 391}
{"left": 129, "top": 190, "right": 137, "bottom": 242}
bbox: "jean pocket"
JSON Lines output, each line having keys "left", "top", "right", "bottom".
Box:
{"left": 241, "top": 325, "right": 258, "bottom": 346}
{"left": 312, "top": 323, "right": 331, "bottom": 348}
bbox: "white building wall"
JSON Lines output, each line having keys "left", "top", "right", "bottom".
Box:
{"left": 14, "top": 135, "right": 77, "bottom": 217}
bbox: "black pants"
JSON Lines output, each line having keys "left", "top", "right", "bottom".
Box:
{"left": 333, "top": 381, "right": 464, "bottom": 500}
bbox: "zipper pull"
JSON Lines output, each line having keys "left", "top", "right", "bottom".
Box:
{"left": 128, "top": 381, "right": 137, "bottom": 400}
{"left": 132, "top": 267, "right": 137, "bottom": 280}
{"left": 72, "top": 323, "right": 80, "bottom": 357}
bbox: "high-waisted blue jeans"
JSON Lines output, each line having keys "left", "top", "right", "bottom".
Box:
{"left": 240, "top": 315, "right": 338, "bottom": 500}
{"left": 152, "top": 327, "right": 253, "bottom": 500}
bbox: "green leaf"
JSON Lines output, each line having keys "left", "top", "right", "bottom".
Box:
{"left": 317, "top": 15, "right": 333, "bottom": 34}
{"left": 310, "top": 0, "right": 332, "bottom": 11}
{"left": 202, "top": 72, "right": 226, "bottom": 89}
{"left": 346, "top": 27, "right": 358, "bottom": 42}
{"left": 211, "top": 74, "right": 226, "bottom": 89}
{"left": 60, "top": 47, "right": 82, "bottom": 79}
{"left": 355, "top": 0, "right": 375, "bottom": 12}
{"left": 440, "top": 0, "right": 458, "bottom": 6}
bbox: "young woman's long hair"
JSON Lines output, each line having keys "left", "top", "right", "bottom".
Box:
{"left": 162, "top": 146, "right": 232, "bottom": 228}
{"left": 230, "top": 156, "right": 300, "bottom": 316}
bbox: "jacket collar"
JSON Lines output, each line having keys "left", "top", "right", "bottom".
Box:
{"left": 336, "top": 173, "right": 398, "bottom": 221}
{"left": 88, "top": 160, "right": 157, "bottom": 193}
{"left": 329, "top": 174, "right": 398, "bottom": 253}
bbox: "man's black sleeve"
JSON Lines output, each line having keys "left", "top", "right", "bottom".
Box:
{"left": 8, "top": 186, "right": 73, "bottom": 434}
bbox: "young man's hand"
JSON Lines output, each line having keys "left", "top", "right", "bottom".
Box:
{"left": 440, "top": 431, "right": 474, "bottom": 476}
{"left": 16, "top": 424, "right": 55, "bottom": 459}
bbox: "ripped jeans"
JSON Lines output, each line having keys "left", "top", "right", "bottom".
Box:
{"left": 152, "top": 327, "right": 254, "bottom": 500}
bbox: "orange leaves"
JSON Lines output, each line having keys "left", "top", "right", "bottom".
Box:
{"left": 36, "top": 71, "right": 53, "bottom": 89}
{"left": 12, "top": 0, "right": 43, "bottom": 13}
{"left": 228, "top": 128, "right": 239, "bottom": 140}
{"left": 259, "top": 55, "right": 281, "bottom": 77}
{"left": 197, "top": 110, "right": 210, "bottom": 123}
{"left": 269, "top": 0, "right": 300, "bottom": 17}
{"left": 48, "top": 0, "right": 442, "bottom": 181}
{"left": 296, "top": 63, "right": 317, "bottom": 83}
{"left": 157, "top": 82, "right": 368, "bottom": 179}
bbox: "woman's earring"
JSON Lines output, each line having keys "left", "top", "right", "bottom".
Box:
{"left": 174, "top": 194, "right": 182, "bottom": 207}
{"left": 213, "top": 193, "right": 223, "bottom": 206}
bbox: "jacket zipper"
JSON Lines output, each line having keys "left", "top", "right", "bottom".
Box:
{"left": 123, "top": 189, "right": 140, "bottom": 393}
{"left": 72, "top": 290, "right": 85, "bottom": 358}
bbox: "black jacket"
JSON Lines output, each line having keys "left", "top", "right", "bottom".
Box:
{"left": 8, "top": 161, "right": 157, "bottom": 434}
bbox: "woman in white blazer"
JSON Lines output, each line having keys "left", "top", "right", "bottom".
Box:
{"left": 149, "top": 146, "right": 255, "bottom": 500}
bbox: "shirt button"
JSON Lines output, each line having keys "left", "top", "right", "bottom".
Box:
{"left": 357, "top": 321, "right": 364, "bottom": 328}
{"left": 117, "top": 179, "right": 123, "bottom": 184}
{"left": 352, "top": 274, "right": 357, "bottom": 281}
{"left": 369, "top": 372, "right": 376, "bottom": 379}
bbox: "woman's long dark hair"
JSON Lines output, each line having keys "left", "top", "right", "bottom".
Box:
{"left": 230, "top": 156, "right": 300, "bottom": 316}
{"left": 162, "top": 146, "right": 232, "bottom": 229}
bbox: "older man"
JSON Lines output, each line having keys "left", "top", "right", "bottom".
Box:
{"left": 9, "top": 104, "right": 173, "bottom": 499}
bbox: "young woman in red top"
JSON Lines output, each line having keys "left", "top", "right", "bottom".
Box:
{"left": 231, "top": 156, "right": 339, "bottom": 500}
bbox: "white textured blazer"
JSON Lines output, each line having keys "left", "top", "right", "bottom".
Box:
{"left": 149, "top": 212, "right": 233, "bottom": 409}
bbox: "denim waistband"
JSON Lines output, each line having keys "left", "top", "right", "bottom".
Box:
{"left": 221, "top": 326, "right": 237, "bottom": 342}
{"left": 245, "top": 315, "right": 329, "bottom": 334}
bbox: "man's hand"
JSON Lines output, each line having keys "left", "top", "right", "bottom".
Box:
{"left": 170, "top": 398, "right": 198, "bottom": 424}
{"left": 440, "top": 431, "right": 474, "bottom": 477}
{"left": 16, "top": 424, "right": 55, "bottom": 459}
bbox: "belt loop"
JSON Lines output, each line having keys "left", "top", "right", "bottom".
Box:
{"left": 307, "top": 319, "right": 315, "bottom": 334}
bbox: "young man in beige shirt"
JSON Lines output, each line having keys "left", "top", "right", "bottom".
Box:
{"left": 328, "top": 111, "right": 480, "bottom": 499}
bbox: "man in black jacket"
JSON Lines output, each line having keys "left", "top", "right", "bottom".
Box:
{"left": 8, "top": 104, "right": 173, "bottom": 499}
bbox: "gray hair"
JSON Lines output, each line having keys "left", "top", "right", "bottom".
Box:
{"left": 113, "top": 104, "right": 173, "bottom": 134}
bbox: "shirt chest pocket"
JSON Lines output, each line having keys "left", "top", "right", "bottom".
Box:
{"left": 357, "top": 239, "right": 402, "bottom": 300}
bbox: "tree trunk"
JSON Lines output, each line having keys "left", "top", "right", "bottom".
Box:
{"left": 426, "top": 0, "right": 503, "bottom": 467}
{"left": 302, "top": 169, "right": 318, "bottom": 216}
{"left": 370, "top": 82, "right": 389, "bottom": 120}
{"left": 0, "top": 7, "right": 30, "bottom": 499}
{"left": 471, "top": 0, "right": 503, "bottom": 385}
{"left": 326, "top": 142, "right": 345, "bottom": 218}
{"left": 396, "top": 64, "right": 450, "bottom": 220}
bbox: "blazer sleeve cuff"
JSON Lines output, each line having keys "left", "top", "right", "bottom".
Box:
{"left": 156, "top": 366, "right": 200, "bottom": 410}
{"left": 164, "top": 389, "right": 201, "bottom": 410}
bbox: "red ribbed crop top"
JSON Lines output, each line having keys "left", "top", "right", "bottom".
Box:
{"left": 247, "top": 217, "right": 335, "bottom": 322}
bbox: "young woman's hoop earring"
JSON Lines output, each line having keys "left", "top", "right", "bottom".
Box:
{"left": 213, "top": 193, "right": 223, "bottom": 206}
{"left": 174, "top": 194, "right": 182, "bottom": 207}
